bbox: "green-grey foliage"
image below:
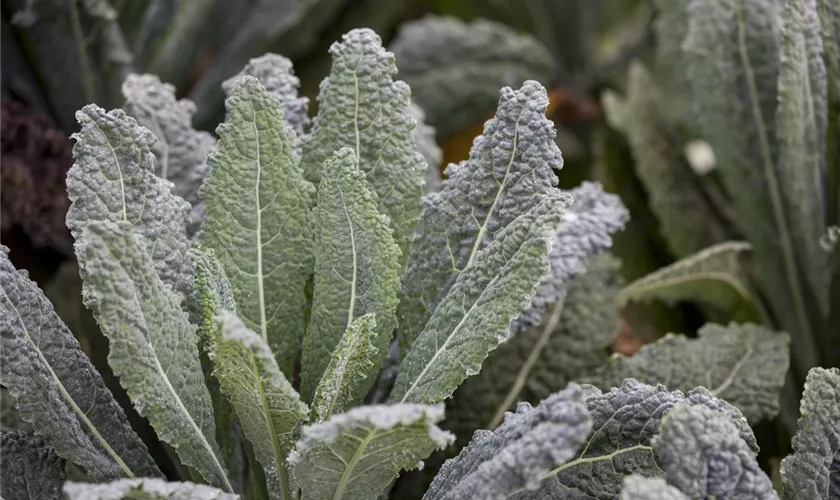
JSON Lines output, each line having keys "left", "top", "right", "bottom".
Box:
{"left": 301, "top": 147, "right": 401, "bottom": 401}
{"left": 448, "top": 253, "right": 622, "bottom": 441}
{"left": 602, "top": 62, "right": 729, "bottom": 258}
{"left": 777, "top": 0, "right": 830, "bottom": 316}
{"left": 423, "top": 386, "right": 591, "bottom": 500}
{"left": 311, "top": 314, "right": 379, "bottom": 421}
{"left": 66, "top": 104, "right": 193, "bottom": 300}
{"left": 289, "top": 404, "right": 454, "bottom": 500}
{"left": 407, "top": 102, "right": 443, "bottom": 195}
{"left": 390, "top": 195, "right": 565, "bottom": 405}
{"left": 200, "top": 75, "right": 315, "bottom": 376}
{"left": 1, "top": 428, "right": 66, "bottom": 500}
{"left": 619, "top": 475, "right": 690, "bottom": 500}
{"left": 63, "top": 478, "right": 238, "bottom": 500}
{"left": 654, "top": 404, "right": 777, "bottom": 499}
{"left": 0, "top": 246, "right": 160, "bottom": 481}
{"left": 397, "top": 80, "right": 565, "bottom": 354}
{"left": 508, "top": 380, "right": 756, "bottom": 499}
{"left": 121, "top": 73, "right": 216, "bottom": 237}
{"left": 389, "top": 15, "right": 556, "bottom": 138}
{"left": 300, "top": 28, "right": 425, "bottom": 262}
{"left": 581, "top": 323, "right": 790, "bottom": 424}
{"left": 618, "top": 241, "right": 762, "bottom": 322}
{"left": 681, "top": 0, "right": 820, "bottom": 371}
{"left": 222, "top": 53, "right": 310, "bottom": 138}
{"left": 210, "top": 312, "right": 308, "bottom": 500}
{"left": 780, "top": 367, "right": 840, "bottom": 500}
{"left": 77, "top": 221, "right": 230, "bottom": 491}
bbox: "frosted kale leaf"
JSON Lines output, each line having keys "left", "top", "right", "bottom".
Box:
{"left": 448, "top": 253, "right": 622, "bottom": 441}
{"left": 1, "top": 428, "right": 66, "bottom": 500}
{"left": 63, "top": 478, "right": 238, "bottom": 500}
{"left": 602, "top": 62, "right": 728, "bottom": 257}
{"left": 210, "top": 312, "right": 308, "bottom": 500}
{"left": 200, "top": 75, "right": 315, "bottom": 376}
{"left": 0, "top": 246, "right": 160, "bottom": 480}
{"left": 290, "top": 404, "right": 454, "bottom": 500}
{"left": 581, "top": 323, "right": 790, "bottom": 424}
{"left": 312, "top": 314, "right": 379, "bottom": 421}
{"left": 780, "top": 367, "right": 840, "bottom": 500}
{"left": 777, "top": 0, "right": 830, "bottom": 316}
{"left": 121, "top": 73, "right": 216, "bottom": 237}
{"left": 389, "top": 15, "right": 556, "bottom": 138}
{"left": 67, "top": 104, "right": 193, "bottom": 300}
{"left": 300, "top": 28, "right": 426, "bottom": 262}
{"left": 390, "top": 195, "right": 565, "bottom": 405}
{"left": 423, "top": 385, "right": 591, "bottom": 500}
{"left": 619, "top": 475, "right": 689, "bottom": 500}
{"left": 222, "top": 53, "right": 310, "bottom": 137}
{"left": 618, "top": 241, "right": 762, "bottom": 322}
{"left": 509, "top": 380, "right": 756, "bottom": 499}
{"left": 301, "top": 148, "right": 401, "bottom": 402}
{"left": 78, "top": 221, "right": 230, "bottom": 491}
{"left": 514, "top": 181, "right": 627, "bottom": 332}
{"left": 654, "top": 404, "right": 777, "bottom": 499}
{"left": 398, "top": 80, "right": 565, "bottom": 354}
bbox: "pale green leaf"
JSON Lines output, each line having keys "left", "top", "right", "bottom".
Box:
{"left": 67, "top": 104, "right": 193, "bottom": 299}
{"left": 390, "top": 195, "right": 565, "bottom": 405}
{"left": 620, "top": 475, "right": 689, "bottom": 500}
{"left": 222, "top": 53, "right": 310, "bottom": 137}
{"left": 397, "top": 81, "right": 565, "bottom": 354}
{"left": 581, "top": 323, "right": 790, "bottom": 424}
{"left": 121, "top": 73, "right": 216, "bottom": 237}
{"left": 618, "top": 241, "right": 762, "bottom": 322}
{"left": 78, "top": 221, "right": 230, "bottom": 491}
{"left": 777, "top": 0, "right": 830, "bottom": 316}
{"left": 780, "top": 367, "right": 840, "bottom": 500}
{"left": 682, "top": 0, "right": 818, "bottom": 369}
{"left": 448, "top": 253, "right": 622, "bottom": 441}
{"left": 312, "top": 314, "right": 379, "bottom": 422}
{"left": 300, "top": 28, "right": 426, "bottom": 262}
{"left": 210, "top": 312, "right": 308, "bottom": 500}
{"left": 602, "top": 62, "right": 729, "bottom": 257}
{"left": 655, "top": 404, "right": 777, "bottom": 498}
{"left": 289, "top": 404, "right": 454, "bottom": 500}
{"left": 0, "top": 246, "right": 160, "bottom": 480}
{"left": 63, "top": 478, "right": 238, "bottom": 500}
{"left": 423, "top": 386, "right": 591, "bottom": 500}
{"left": 1, "top": 428, "right": 66, "bottom": 500}
{"left": 301, "top": 147, "right": 401, "bottom": 401}
{"left": 200, "top": 75, "right": 315, "bottom": 376}
{"left": 510, "top": 381, "right": 756, "bottom": 499}
{"left": 389, "top": 15, "right": 556, "bottom": 138}
{"left": 188, "top": 247, "right": 244, "bottom": 491}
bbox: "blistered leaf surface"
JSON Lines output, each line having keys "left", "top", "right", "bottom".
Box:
{"left": 300, "top": 28, "right": 426, "bottom": 262}
{"left": 0, "top": 246, "right": 160, "bottom": 480}
{"left": 200, "top": 76, "right": 315, "bottom": 375}
{"left": 1, "top": 428, "right": 66, "bottom": 500}
{"left": 581, "top": 323, "right": 790, "bottom": 424}
{"left": 301, "top": 148, "right": 401, "bottom": 401}
{"left": 63, "top": 478, "right": 239, "bottom": 500}
{"left": 398, "top": 81, "right": 564, "bottom": 353}
{"left": 290, "top": 404, "right": 454, "bottom": 500}
{"left": 78, "top": 221, "right": 230, "bottom": 490}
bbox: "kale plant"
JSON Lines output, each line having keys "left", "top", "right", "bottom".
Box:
{"left": 1, "top": 8, "right": 838, "bottom": 500}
